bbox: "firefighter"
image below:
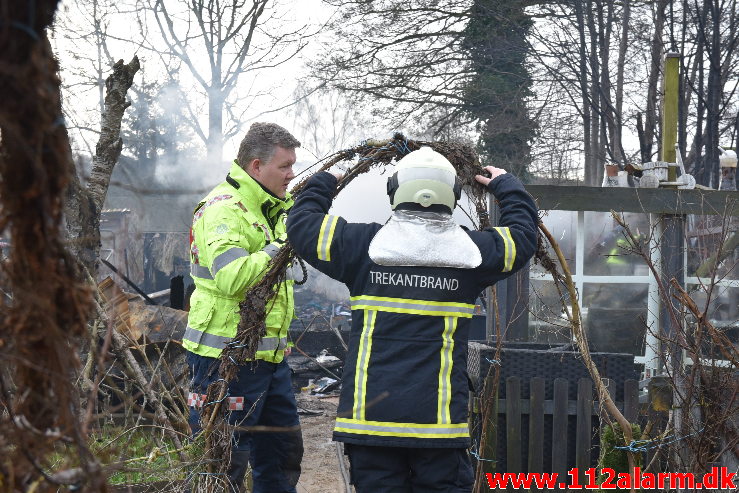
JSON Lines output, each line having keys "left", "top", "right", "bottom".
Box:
{"left": 601, "top": 225, "right": 644, "bottom": 276}
{"left": 286, "top": 147, "right": 538, "bottom": 492}
{"left": 183, "top": 123, "right": 303, "bottom": 493}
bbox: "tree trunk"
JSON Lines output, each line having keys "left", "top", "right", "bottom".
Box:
{"left": 66, "top": 56, "right": 139, "bottom": 277}
{"left": 701, "top": 0, "right": 722, "bottom": 187}
{"left": 641, "top": 0, "right": 669, "bottom": 163}
{"left": 587, "top": 0, "right": 602, "bottom": 186}
{"left": 0, "top": 1, "right": 107, "bottom": 488}
{"left": 614, "top": 0, "right": 630, "bottom": 164}
{"left": 575, "top": 0, "right": 594, "bottom": 184}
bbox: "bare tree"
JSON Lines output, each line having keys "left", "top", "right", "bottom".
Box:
{"left": 51, "top": 0, "right": 122, "bottom": 157}
{"left": 528, "top": 0, "right": 639, "bottom": 185}
{"left": 289, "top": 86, "right": 364, "bottom": 160}
{"left": 312, "top": 1, "right": 471, "bottom": 131}
{"left": 680, "top": 0, "right": 739, "bottom": 186}
{"left": 65, "top": 57, "right": 141, "bottom": 276}
{"left": 139, "top": 0, "right": 309, "bottom": 164}
{"left": 313, "top": 0, "right": 539, "bottom": 178}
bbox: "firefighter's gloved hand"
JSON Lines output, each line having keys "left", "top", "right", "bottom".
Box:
{"left": 262, "top": 235, "right": 287, "bottom": 259}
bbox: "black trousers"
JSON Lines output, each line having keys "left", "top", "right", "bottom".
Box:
{"left": 187, "top": 352, "right": 303, "bottom": 493}
{"left": 345, "top": 444, "right": 474, "bottom": 493}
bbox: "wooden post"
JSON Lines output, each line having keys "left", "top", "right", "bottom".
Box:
{"left": 575, "top": 379, "right": 593, "bottom": 472}
{"left": 662, "top": 53, "right": 679, "bottom": 181}
{"left": 552, "top": 378, "right": 569, "bottom": 491}
{"left": 528, "top": 377, "right": 545, "bottom": 484}
{"left": 623, "top": 380, "right": 639, "bottom": 423}
{"left": 506, "top": 377, "right": 522, "bottom": 482}
{"left": 479, "top": 375, "right": 498, "bottom": 483}
{"left": 659, "top": 53, "right": 692, "bottom": 483}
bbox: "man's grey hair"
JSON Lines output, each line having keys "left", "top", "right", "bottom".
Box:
{"left": 237, "top": 122, "right": 300, "bottom": 168}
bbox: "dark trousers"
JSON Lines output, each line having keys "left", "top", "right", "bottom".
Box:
{"left": 187, "top": 352, "right": 303, "bottom": 493}
{"left": 345, "top": 444, "right": 474, "bottom": 493}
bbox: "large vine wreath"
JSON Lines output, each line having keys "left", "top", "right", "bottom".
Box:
{"left": 196, "top": 133, "right": 637, "bottom": 487}
{"left": 198, "top": 133, "right": 493, "bottom": 479}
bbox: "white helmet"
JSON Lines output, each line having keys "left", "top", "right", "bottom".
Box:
{"left": 386, "top": 147, "right": 462, "bottom": 211}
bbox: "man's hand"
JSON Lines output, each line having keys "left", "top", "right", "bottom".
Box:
{"left": 330, "top": 171, "right": 344, "bottom": 181}
{"left": 262, "top": 234, "right": 287, "bottom": 258}
{"left": 474, "top": 166, "right": 507, "bottom": 186}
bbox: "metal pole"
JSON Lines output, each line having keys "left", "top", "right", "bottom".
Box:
{"left": 644, "top": 214, "right": 662, "bottom": 379}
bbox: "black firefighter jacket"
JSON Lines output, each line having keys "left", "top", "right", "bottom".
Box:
{"left": 286, "top": 171, "right": 538, "bottom": 449}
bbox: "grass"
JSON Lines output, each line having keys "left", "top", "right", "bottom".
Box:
{"left": 50, "top": 425, "right": 203, "bottom": 486}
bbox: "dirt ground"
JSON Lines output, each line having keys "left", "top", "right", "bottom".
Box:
{"left": 294, "top": 394, "right": 351, "bottom": 493}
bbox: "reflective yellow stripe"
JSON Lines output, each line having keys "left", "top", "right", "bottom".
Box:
{"left": 350, "top": 295, "right": 475, "bottom": 318}
{"left": 335, "top": 417, "right": 469, "bottom": 438}
{"left": 494, "top": 227, "right": 516, "bottom": 272}
{"left": 353, "top": 310, "right": 376, "bottom": 420}
{"left": 437, "top": 316, "right": 457, "bottom": 424}
{"left": 317, "top": 214, "right": 339, "bottom": 261}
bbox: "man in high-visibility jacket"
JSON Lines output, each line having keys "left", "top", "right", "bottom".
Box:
{"left": 286, "top": 147, "right": 538, "bottom": 492}
{"left": 184, "top": 122, "right": 303, "bottom": 493}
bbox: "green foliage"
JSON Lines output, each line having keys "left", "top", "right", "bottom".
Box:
{"left": 600, "top": 422, "right": 643, "bottom": 474}
{"left": 462, "top": 0, "right": 537, "bottom": 180}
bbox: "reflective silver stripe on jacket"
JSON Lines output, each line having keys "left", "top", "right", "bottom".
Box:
{"left": 183, "top": 326, "right": 287, "bottom": 352}
{"left": 257, "top": 337, "right": 288, "bottom": 351}
{"left": 211, "top": 247, "right": 250, "bottom": 275}
{"left": 190, "top": 263, "right": 213, "bottom": 280}
{"left": 262, "top": 242, "right": 281, "bottom": 258}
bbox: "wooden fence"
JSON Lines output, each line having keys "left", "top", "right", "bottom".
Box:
{"left": 475, "top": 376, "right": 640, "bottom": 485}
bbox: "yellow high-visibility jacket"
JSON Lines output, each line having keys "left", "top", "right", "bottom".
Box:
{"left": 183, "top": 161, "right": 294, "bottom": 362}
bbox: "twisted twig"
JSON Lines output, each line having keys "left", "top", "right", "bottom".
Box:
{"left": 537, "top": 222, "right": 637, "bottom": 490}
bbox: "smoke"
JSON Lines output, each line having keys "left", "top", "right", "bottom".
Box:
{"left": 300, "top": 263, "right": 350, "bottom": 302}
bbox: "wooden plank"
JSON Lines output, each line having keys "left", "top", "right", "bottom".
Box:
{"left": 506, "top": 376, "right": 522, "bottom": 481}
{"left": 575, "top": 378, "right": 593, "bottom": 473}
{"left": 528, "top": 377, "right": 545, "bottom": 482}
{"left": 526, "top": 184, "right": 739, "bottom": 216}
{"left": 479, "top": 376, "right": 498, "bottom": 480}
{"left": 552, "top": 378, "right": 569, "bottom": 492}
{"left": 623, "top": 379, "right": 639, "bottom": 423}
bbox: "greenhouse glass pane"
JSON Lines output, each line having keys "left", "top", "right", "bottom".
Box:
{"left": 529, "top": 278, "right": 572, "bottom": 345}
{"left": 583, "top": 211, "right": 650, "bottom": 276}
{"left": 686, "top": 214, "right": 738, "bottom": 280}
{"left": 533, "top": 210, "right": 577, "bottom": 276}
{"left": 582, "top": 282, "right": 649, "bottom": 355}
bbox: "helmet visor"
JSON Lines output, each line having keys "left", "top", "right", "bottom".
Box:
{"left": 396, "top": 167, "right": 456, "bottom": 187}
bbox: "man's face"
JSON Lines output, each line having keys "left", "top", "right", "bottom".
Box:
{"left": 253, "top": 146, "right": 296, "bottom": 199}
